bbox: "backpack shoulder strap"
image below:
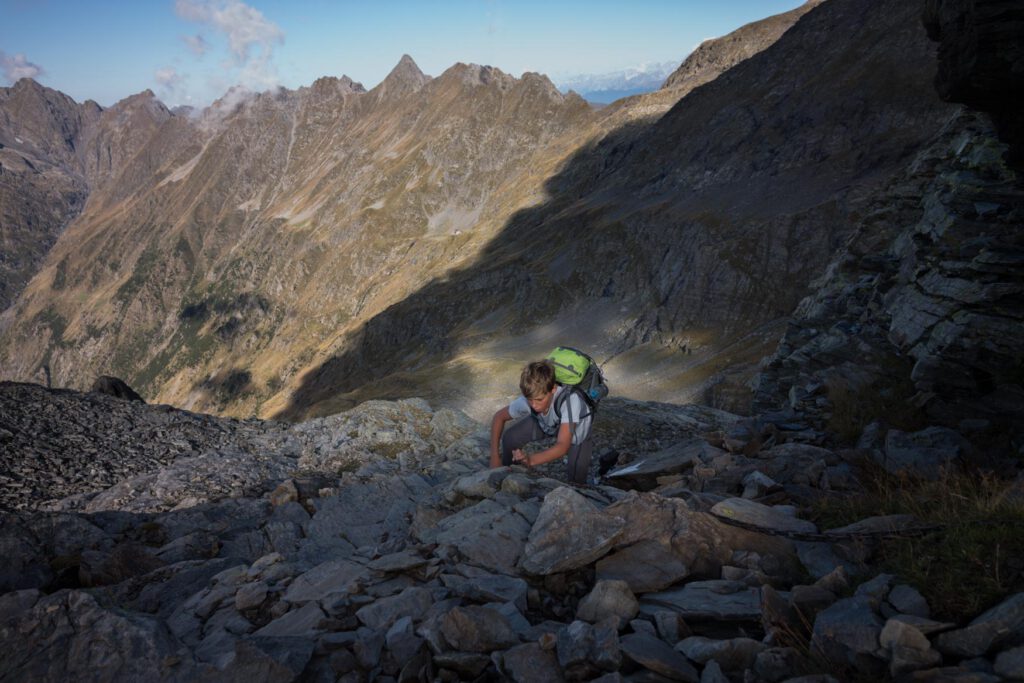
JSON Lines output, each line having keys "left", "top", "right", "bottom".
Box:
{"left": 553, "top": 386, "right": 591, "bottom": 424}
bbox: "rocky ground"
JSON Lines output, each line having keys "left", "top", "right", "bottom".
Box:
{"left": 2, "top": 382, "right": 1022, "bottom": 682}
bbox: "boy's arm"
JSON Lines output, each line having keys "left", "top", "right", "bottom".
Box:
{"left": 489, "top": 406, "right": 513, "bottom": 468}
{"left": 515, "top": 422, "right": 572, "bottom": 467}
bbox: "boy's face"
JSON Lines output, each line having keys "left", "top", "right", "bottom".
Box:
{"left": 527, "top": 387, "right": 555, "bottom": 414}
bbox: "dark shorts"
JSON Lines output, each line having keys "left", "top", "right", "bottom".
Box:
{"left": 500, "top": 416, "right": 593, "bottom": 485}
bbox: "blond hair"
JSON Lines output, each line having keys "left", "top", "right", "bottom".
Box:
{"left": 520, "top": 360, "right": 556, "bottom": 399}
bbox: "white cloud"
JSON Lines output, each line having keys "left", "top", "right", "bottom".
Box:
{"left": 182, "top": 34, "right": 210, "bottom": 57}
{"left": 0, "top": 50, "right": 45, "bottom": 82}
{"left": 175, "top": 0, "right": 283, "bottom": 62}
{"left": 154, "top": 67, "right": 189, "bottom": 105}
{"left": 175, "top": 0, "right": 284, "bottom": 94}
{"left": 155, "top": 67, "right": 183, "bottom": 88}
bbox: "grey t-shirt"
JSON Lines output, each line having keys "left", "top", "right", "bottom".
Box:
{"left": 509, "top": 385, "right": 593, "bottom": 445}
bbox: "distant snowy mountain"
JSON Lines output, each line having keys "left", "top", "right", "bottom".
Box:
{"left": 552, "top": 61, "right": 678, "bottom": 103}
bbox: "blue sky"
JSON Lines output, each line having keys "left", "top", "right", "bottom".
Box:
{"left": 1, "top": 0, "right": 806, "bottom": 108}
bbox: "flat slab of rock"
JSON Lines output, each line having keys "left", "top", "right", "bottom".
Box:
{"left": 431, "top": 498, "right": 532, "bottom": 574}
{"left": 825, "top": 514, "right": 920, "bottom": 536}
{"left": 710, "top": 498, "right": 817, "bottom": 534}
{"left": 366, "top": 549, "right": 429, "bottom": 572}
{"left": 252, "top": 601, "right": 327, "bottom": 638}
{"left": 520, "top": 487, "right": 624, "bottom": 575}
{"left": 620, "top": 632, "right": 699, "bottom": 682}
{"left": 606, "top": 439, "right": 720, "bottom": 489}
{"left": 441, "top": 572, "right": 528, "bottom": 612}
{"left": 355, "top": 586, "right": 434, "bottom": 631}
{"left": 640, "top": 580, "right": 768, "bottom": 621}
{"left": 282, "top": 558, "right": 370, "bottom": 603}
{"left": 596, "top": 540, "right": 690, "bottom": 594}
{"left": 935, "top": 592, "right": 1024, "bottom": 657}
{"left": 501, "top": 642, "right": 564, "bottom": 682}
{"left": 675, "top": 636, "right": 764, "bottom": 670}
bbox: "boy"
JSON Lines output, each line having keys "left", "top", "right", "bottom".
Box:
{"left": 489, "top": 360, "right": 594, "bottom": 484}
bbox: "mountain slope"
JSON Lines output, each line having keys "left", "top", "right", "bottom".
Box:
{"left": 1, "top": 0, "right": 956, "bottom": 423}
{"left": 0, "top": 81, "right": 176, "bottom": 312}
{"left": 0, "top": 58, "right": 595, "bottom": 416}
{"left": 279, "top": 0, "right": 956, "bottom": 418}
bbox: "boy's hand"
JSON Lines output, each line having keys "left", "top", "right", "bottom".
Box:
{"left": 512, "top": 449, "right": 530, "bottom": 467}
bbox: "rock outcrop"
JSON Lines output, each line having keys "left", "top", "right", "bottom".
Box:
{"left": 1, "top": 383, "right": 1019, "bottom": 680}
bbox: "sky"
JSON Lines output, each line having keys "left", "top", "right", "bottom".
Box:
{"left": 1, "top": 0, "right": 806, "bottom": 108}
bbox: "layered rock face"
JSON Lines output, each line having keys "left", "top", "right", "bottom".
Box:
{"left": 923, "top": 0, "right": 1024, "bottom": 165}
{"left": 751, "top": 1, "right": 1024, "bottom": 459}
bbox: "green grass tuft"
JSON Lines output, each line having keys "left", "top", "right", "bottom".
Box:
{"left": 811, "top": 464, "right": 1024, "bottom": 621}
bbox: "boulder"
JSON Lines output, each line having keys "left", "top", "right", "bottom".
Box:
{"left": 430, "top": 498, "right": 532, "bottom": 574}
{"left": 675, "top": 636, "right": 764, "bottom": 671}
{"left": 811, "top": 595, "right": 885, "bottom": 674}
{"left": 90, "top": 375, "right": 145, "bottom": 402}
{"left": 282, "top": 558, "right": 370, "bottom": 603}
{"left": 253, "top": 601, "right": 327, "bottom": 638}
{"left": 605, "top": 492, "right": 804, "bottom": 583}
{"left": 878, "top": 427, "right": 969, "bottom": 479}
{"left": 520, "top": 487, "right": 624, "bottom": 575}
{"left": 887, "top": 584, "right": 930, "bottom": 618}
{"left": 700, "top": 660, "right": 730, "bottom": 683}
{"left": 440, "top": 571, "right": 528, "bottom": 613}
{"left": 439, "top": 605, "right": 519, "bottom": 652}
{"left": 995, "top": 645, "right": 1024, "bottom": 680}
{"left": 432, "top": 652, "right": 491, "bottom": 678}
{"left": 576, "top": 580, "right": 639, "bottom": 624}
{"left": 556, "top": 618, "right": 622, "bottom": 679}
{"left": 355, "top": 586, "right": 434, "bottom": 631}
{"left": 78, "top": 542, "right": 166, "bottom": 587}
{"left": 367, "top": 549, "right": 429, "bottom": 572}
{"left": 595, "top": 540, "right": 690, "bottom": 594}
{"left": 710, "top": 498, "right": 818, "bottom": 534}
{"left": 450, "top": 468, "right": 509, "bottom": 500}
{"left": 385, "top": 616, "right": 425, "bottom": 662}
{"left": 605, "top": 439, "right": 720, "bottom": 489}
{"left": 235, "top": 580, "right": 269, "bottom": 611}
{"left": 742, "top": 471, "right": 780, "bottom": 499}
{"left": 935, "top": 592, "right": 1024, "bottom": 657}
{"left": 620, "top": 632, "right": 699, "bottom": 682}
{"left": 641, "top": 580, "right": 768, "bottom": 622}
{"left": 0, "top": 590, "right": 193, "bottom": 680}
{"left": 879, "top": 618, "right": 941, "bottom": 676}
{"left": 501, "top": 642, "right": 564, "bottom": 682}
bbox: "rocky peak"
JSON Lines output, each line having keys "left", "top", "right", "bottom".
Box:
{"left": 373, "top": 54, "right": 431, "bottom": 99}
{"left": 519, "top": 71, "right": 567, "bottom": 102}
{"left": 310, "top": 75, "right": 366, "bottom": 97}
{"left": 104, "top": 89, "right": 172, "bottom": 125}
{"left": 0, "top": 77, "right": 85, "bottom": 162}
{"left": 441, "top": 62, "right": 517, "bottom": 91}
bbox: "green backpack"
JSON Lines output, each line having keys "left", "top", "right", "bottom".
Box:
{"left": 546, "top": 346, "right": 609, "bottom": 416}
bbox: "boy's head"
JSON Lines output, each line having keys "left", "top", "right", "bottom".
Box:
{"left": 520, "top": 360, "right": 556, "bottom": 410}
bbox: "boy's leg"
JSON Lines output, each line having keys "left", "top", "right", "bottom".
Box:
{"left": 566, "top": 436, "right": 593, "bottom": 485}
{"left": 501, "top": 417, "right": 546, "bottom": 466}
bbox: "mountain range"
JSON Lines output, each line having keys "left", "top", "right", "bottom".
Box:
{"left": 0, "top": 0, "right": 1018, "bottom": 442}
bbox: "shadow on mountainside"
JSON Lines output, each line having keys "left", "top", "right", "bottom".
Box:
{"left": 274, "top": 0, "right": 953, "bottom": 421}
{"left": 274, "top": 117, "right": 656, "bottom": 420}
